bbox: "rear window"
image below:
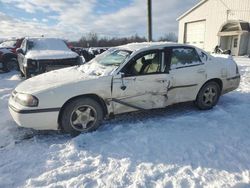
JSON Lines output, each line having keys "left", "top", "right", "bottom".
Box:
{"left": 170, "top": 48, "right": 202, "bottom": 69}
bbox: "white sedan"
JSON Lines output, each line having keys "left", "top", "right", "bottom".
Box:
{"left": 9, "top": 42, "right": 240, "bottom": 135}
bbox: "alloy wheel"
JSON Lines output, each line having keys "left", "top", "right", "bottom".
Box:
{"left": 202, "top": 86, "right": 217, "bottom": 105}
{"left": 70, "top": 105, "right": 97, "bottom": 132}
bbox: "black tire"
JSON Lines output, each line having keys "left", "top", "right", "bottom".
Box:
{"left": 60, "top": 98, "right": 104, "bottom": 136}
{"left": 24, "top": 68, "right": 31, "bottom": 79}
{"left": 3, "top": 58, "right": 18, "bottom": 72}
{"left": 20, "top": 70, "right": 25, "bottom": 77}
{"left": 195, "top": 81, "right": 221, "bottom": 110}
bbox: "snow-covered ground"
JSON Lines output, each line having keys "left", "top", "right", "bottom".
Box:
{"left": 0, "top": 57, "right": 250, "bottom": 188}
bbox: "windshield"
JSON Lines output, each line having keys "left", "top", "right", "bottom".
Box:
{"left": 0, "top": 40, "right": 16, "bottom": 48}
{"left": 94, "top": 48, "right": 131, "bottom": 66}
{"left": 27, "top": 38, "right": 69, "bottom": 51}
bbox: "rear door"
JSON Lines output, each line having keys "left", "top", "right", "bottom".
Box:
{"left": 165, "top": 47, "right": 207, "bottom": 105}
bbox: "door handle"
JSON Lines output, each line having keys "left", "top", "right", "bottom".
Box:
{"left": 156, "top": 79, "right": 168, "bottom": 83}
{"left": 125, "top": 77, "right": 136, "bottom": 81}
{"left": 197, "top": 69, "right": 205, "bottom": 73}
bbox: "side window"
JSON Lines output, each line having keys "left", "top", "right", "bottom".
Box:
{"left": 170, "top": 48, "right": 202, "bottom": 69}
{"left": 199, "top": 52, "right": 208, "bottom": 61}
{"left": 124, "top": 51, "right": 161, "bottom": 76}
{"left": 233, "top": 38, "right": 238, "bottom": 48}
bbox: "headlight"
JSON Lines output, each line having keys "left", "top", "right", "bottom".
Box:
{"left": 15, "top": 93, "right": 39, "bottom": 107}
{"left": 27, "top": 59, "right": 38, "bottom": 69}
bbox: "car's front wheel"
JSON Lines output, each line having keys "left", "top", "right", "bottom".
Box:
{"left": 60, "top": 98, "right": 104, "bottom": 136}
{"left": 3, "top": 58, "right": 18, "bottom": 72}
{"left": 24, "top": 68, "right": 31, "bottom": 79}
{"left": 195, "top": 81, "right": 221, "bottom": 110}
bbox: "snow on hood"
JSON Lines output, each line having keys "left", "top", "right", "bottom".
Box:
{"left": 25, "top": 50, "right": 78, "bottom": 60}
{"left": 15, "top": 61, "right": 117, "bottom": 94}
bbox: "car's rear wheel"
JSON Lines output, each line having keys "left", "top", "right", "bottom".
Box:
{"left": 3, "top": 58, "right": 18, "bottom": 72}
{"left": 195, "top": 81, "right": 221, "bottom": 110}
{"left": 60, "top": 98, "right": 104, "bottom": 136}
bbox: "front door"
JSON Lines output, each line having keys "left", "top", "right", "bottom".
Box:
{"left": 165, "top": 47, "right": 207, "bottom": 105}
{"left": 111, "top": 50, "right": 170, "bottom": 114}
{"left": 231, "top": 36, "right": 238, "bottom": 56}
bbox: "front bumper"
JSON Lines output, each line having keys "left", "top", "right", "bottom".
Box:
{"left": 27, "top": 57, "right": 80, "bottom": 75}
{"left": 8, "top": 97, "right": 60, "bottom": 130}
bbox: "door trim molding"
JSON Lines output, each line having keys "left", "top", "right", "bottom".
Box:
{"left": 168, "top": 84, "right": 198, "bottom": 91}
{"left": 111, "top": 98, "right": 145, "bottom": 110}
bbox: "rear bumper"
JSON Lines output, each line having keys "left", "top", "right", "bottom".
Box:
{"left": 222, "top": 75, "right": 241, "bottom": 94}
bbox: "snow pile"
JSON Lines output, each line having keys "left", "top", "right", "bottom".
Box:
{"left": 0, "top": 57, "right": 250, "bottom": 187}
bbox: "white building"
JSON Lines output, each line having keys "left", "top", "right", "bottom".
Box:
{"left": 177, "top": 0, "right": 250, "bottom": 56}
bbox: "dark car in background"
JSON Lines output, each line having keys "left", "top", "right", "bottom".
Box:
{"left": 17, "top": 37, "right": 81, "bottom": 78}
{"left": 71, "top": 47, "right": 108, "bottom": 63}
{"left": 0, "top": 38, "right": 24, "bottom": 72}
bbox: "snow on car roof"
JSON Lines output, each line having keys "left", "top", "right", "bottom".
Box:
{"left": 117, "top": 42, "right": 183, "bottom": 52}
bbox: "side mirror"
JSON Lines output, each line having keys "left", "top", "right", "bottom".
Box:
{"left": 120, "top": 72, "right": 125, "bottom": 78}
{"left": 16, "top": 48, "right": 24, "bottom": 54}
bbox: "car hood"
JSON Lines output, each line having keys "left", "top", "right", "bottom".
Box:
{"left": 15, "top": 61, "right": 118, "bottom": 94}
{"left": 25, "top": 50, "right": 78, "bottom": 60}
{"left": 0, "top": 48, "right": 12, "bottom": 54}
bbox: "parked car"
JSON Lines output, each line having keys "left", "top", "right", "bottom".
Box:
{"left": 0, "top": 38, "right": 24, "bottom": 72}
{"left": 9, "top": 42, "right": 240, "bottom": 135}
{"left": 17, "top": 37, "right": 80, "bottom": 78}
{"left": 71, "top": 47, "right": 108, "bottom": 63}
{"left": 0, "top": 38, "right": 24, "bottom": 53}
{"left": 0, "top": 48, "right": 18, "bottom": 72}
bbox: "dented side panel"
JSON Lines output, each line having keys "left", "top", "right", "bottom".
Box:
{"left": 111, "top": 74, "right": 170, "bottom": 114}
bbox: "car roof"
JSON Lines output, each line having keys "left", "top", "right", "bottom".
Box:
{"left": 117, "top": 42, "right": 195, "bottom": 52}
{"left": 25, "top": 37, "right": 63, "bottom": 41}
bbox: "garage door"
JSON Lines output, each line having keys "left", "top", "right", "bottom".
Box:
{"left": 185, "top": 21, "right": 206, "bottom": 49}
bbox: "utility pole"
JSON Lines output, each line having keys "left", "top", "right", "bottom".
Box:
{"left": 147, "top": 0, "right": 152, "bottom": 42}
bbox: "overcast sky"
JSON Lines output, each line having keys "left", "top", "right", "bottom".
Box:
{"left": 0, "top": 0, "right": 199, "bottom": 41}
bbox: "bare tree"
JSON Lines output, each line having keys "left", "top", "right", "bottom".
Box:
{"left": 158, "top": 32, "right": 178, "bottom": 42}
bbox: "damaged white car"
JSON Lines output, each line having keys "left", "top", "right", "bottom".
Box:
{"left": 9, "top": 42, "right": 240, "bottom": 135}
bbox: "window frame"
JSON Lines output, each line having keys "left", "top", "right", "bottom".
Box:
{"left": 119, "top": 49, "right": 166, "bottom": 77}
{"left": 233, "top": 38, "right": 238, "bottom": 48}
{"left": 164, "top": 46, "right": 203, "bottom": 72}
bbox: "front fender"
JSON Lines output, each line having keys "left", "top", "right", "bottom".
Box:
{"left": 34, "top": 76, "right": 113, "bottom": 110}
